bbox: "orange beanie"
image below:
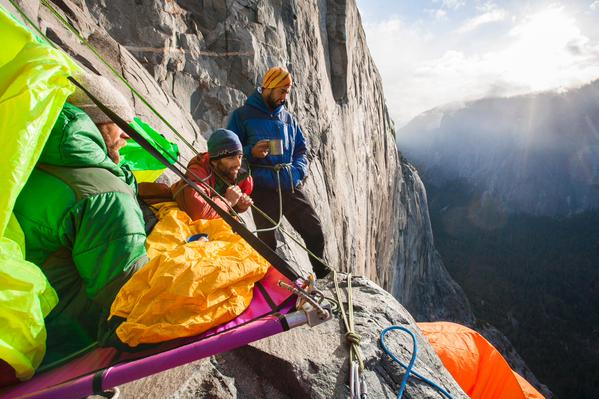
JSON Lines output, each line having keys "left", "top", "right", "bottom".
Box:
{"left": 262, "top": 67, "right": 293, "bottom": 89}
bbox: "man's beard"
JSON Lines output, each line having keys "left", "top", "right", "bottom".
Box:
{"left": 100, "top": 131, "right": 126, "bottom": 164}
{"left": 106, "top": 144, "right": 123, "bottom": 164}
{"left": 215, "top": 163, "right": 239, "bottom": 183}
{"left": 267, "top": 93, "right": 284, "bottom": 109}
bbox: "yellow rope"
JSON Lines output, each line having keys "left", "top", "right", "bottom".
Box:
{"left": 333, "top": 271, "right": 365, "bottom": 371}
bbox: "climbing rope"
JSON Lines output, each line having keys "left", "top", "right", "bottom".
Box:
{"left": 334, "top": 272, "right": 367, "bottom": 399}
{"left": 380, "top": 326, "right": 455, "bottom": 399}
{"left": 240, "top": 166, "right": 368, "bottom": 399}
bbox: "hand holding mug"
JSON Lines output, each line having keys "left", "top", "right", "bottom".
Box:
{"left": 251, "top": 140, "right": 270, "bottom": 159}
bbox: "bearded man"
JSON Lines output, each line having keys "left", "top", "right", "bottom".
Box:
{"left": 172, "top": 128, "right": 254, "bottom": 220}
{"left": 13, "top": 72, "right": 148, "bottom": 363}
{"left": 227, "top": 66, "right": 330, "bottom": 279}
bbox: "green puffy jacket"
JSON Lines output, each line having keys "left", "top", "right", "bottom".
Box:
{"left": 13, "top": 103, "right": 147, "bottom": 363}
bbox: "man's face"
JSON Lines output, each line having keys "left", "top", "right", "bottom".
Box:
{"left": 264, "top": 85, "right": 292, "bottom": 109}
{"left": 212, "top": 154, "right": 243, "bottom": 182}
{"left": 98, "top": 122, "right": 130, "bottom": 164}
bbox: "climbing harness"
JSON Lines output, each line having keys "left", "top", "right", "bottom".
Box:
{"left": 380, "top": 326, "right": 454, "bottom": 399}
{"left": 250, "top": 163, "right": 295, "bottom": 194}
{"left": 249, "top": 162, "right": 294, "bottom": 233}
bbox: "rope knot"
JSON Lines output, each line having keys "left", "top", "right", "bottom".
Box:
{"left": 345, "top": 331, "right": 362, "bottom": 345}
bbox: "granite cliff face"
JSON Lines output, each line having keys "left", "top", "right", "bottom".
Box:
{"left": 2, "top": 0, "right": 480, "bottom": 396}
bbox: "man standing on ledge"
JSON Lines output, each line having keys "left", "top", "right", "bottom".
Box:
{"left": 227, "top": 66, "right": 330, "bottom": 278}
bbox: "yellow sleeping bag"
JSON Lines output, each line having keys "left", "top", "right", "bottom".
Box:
{"left": 110, "top": 202, "right": 270, "bottom": 347}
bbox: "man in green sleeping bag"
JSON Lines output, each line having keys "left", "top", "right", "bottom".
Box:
{"left": 13, "top": 72, "right": 148, "bottom": 364}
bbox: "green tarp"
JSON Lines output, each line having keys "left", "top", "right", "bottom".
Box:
{"left": 121, "top": 117, "right": 179, "bottom": 182}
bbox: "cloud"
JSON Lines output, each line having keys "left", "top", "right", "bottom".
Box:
{"left": 433, "top": 0, "right": 466, "bottom": 10}
{"left": 457, "top": 8, "right": 507, "bottom": 33}
{"left": 591, "top": 1, "right": 599, "bottom": 11}
{"left": 425, "top": 8, "right": 447, "bottom": 20}
{"left": 361, "top": 3, "right": 599, "bottom": 128}
{"left": 362, "top": 17, "right": 443, "bottom": 125}
{"left": 501, "top": 6, "right": 599, "bottom": 89}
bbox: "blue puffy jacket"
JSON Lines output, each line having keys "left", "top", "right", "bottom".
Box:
{"left": 227, "top": 89, "right": 308, "bottom": 191}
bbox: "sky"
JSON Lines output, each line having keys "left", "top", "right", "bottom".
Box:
{"left": 356, "top": 0, "right": 599, "bottom": 128}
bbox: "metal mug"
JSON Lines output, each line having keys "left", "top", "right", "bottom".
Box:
{"left": 268, "top": 139, "right": 284, "bottom": 156}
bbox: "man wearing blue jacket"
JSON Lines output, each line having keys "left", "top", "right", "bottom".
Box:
{"left": 227, "top": 66, "right": 330, "bottom": 278}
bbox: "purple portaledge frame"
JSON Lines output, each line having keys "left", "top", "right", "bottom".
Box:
{"left": 0, "top": 267, "right": 297, "bottom": 399}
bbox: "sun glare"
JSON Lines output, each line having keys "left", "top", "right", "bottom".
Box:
{"left": 502, "top": 7, "right": 585, "bottom": 91}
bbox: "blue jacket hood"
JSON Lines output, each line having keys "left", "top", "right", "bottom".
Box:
{"left": 246, "top": 89, "right": 286, "bottom": 116}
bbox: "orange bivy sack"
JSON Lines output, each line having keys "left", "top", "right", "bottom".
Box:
{"left": 417, "top": 322, "right": 544, "bottom": 399}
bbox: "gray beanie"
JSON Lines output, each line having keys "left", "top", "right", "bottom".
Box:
{"left": 68, "top": 72, "right": 135, "bottom": 124}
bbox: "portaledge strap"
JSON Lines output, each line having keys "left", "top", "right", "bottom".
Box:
{"left": 68, "top": 77, "right": 300, "bottom": 281}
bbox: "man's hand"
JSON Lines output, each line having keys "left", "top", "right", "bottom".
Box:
{"left": 224, "top": 185, "right": 242, "bottom": 207}
{"left": 235, "top": 193, "right": 253, "bottom": 213}
{"left": 251, "top": 140, "right": 270, "bottom": 159}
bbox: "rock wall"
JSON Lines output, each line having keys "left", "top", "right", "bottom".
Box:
{"left": 393, "top": 159, "right": 474, "bottom": 323}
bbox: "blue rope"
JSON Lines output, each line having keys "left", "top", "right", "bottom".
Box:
{"left": 379, "top": 326, "right": 455, "bottom": 399}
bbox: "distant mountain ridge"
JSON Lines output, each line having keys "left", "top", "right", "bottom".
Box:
{"left": 398, "top": 79, "right": 599, "bottom": 217}
{"left": 397, "top": 80, "right": 599, "bottom": 398}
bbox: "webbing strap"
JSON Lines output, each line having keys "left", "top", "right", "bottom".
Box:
{"left": 68, "top": 77, "right": 300, "bottom": 281}
{"left": 255, "top": 281, "right": 277, "bottom": 311}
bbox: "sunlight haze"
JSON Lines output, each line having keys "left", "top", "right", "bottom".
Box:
{"left": 357, "top": 0, "right": 599, "bottom": 127}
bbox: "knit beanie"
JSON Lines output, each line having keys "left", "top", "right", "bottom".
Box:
{"left": 68, "top": 71, "right": 135, "bottom": 124}
{"left": 262, "top": 66, "right": 293, "bottom": 89}
{"left": 208, "top": 129, "right": 243, "bottom": 160}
